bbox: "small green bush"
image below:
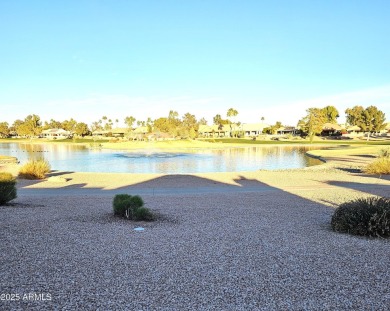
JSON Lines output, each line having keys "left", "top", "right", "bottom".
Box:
{"left": 331, "top": 197, "right": 390, "bottom": 238}
{"left": 0, "top": 172, "right": 17, "bottom": 205}
{"left": 133, "top": 207, "right": 155, "bottom": 221}
{"left": 113, "top": 194, "right": 132, "bottom": 216}
{"left": 364, "top": 158, "right": 390, "bottom": 175}
{"left": 19, "top": 158, "right": 51, "bottom": 179}
{"left": 112, "top": 194, "right": 153, "bottom": 221}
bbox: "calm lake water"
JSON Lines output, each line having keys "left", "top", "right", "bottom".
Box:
{"left": 0, "top": 143, "right": 323, "bottom": 174}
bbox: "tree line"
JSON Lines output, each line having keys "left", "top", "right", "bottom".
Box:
{"left": 0, "top": 105, "right": 386, "bottom": 139}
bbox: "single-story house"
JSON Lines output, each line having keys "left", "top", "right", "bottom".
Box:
{"left": 41, "top": 128, "right": 71, "bottom": 140}
{"left": 198, "top": 125, "right": 231, "bottom": 137}
{"left": 111, "top": 128, "right": 129, "bottom": 137}
{"left": 242, "top": 123, "right": 269, "bottom": 136}
{"left": 276, "top": 126, "right": 298, "bottom": 135}
{"left": 92, "top": 130, "right": 109, "bottom": 137}
{"left": 322, "top": 123, "right": 342, "bottom": 136}
{"left": 346, "top": 125, "right": 361, "bottom": 134}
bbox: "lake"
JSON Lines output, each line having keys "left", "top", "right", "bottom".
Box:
{"left": 0, "top": 143, "right": 323, "bottom": 174}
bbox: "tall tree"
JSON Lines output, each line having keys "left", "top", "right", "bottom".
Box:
{"left": 181, "top": 113, "right": 198, "bottom": 139}
{"left": 74, "top": 122, "right": 90, "bottom": 136}
{"left": 124, "top": 116, "right": 136, "bottom": 129}
{"left": 227, "top": 108, "right": 238, "bottom": 121}
{"left": 19, "top": 114, "right": 42, "bottom": 137}
{"left": 227, "top": 108, "right": 239, "bottom": 137}
{"left": 298, "top": 108, "right": 326, "bottom": 142}
{"left": 62, "top": 118, "right": 77, "bottom": 132}
{"left": 168, "top": 110, "right": 179, "bottom": 120}
{"left": 91, "top": 121, "right": 103, "bottom": 132}
{"left": 213, "top": 114, "right": 222, "bottom": 125}
{"left": 198, "top": 117, "right": 208, "bottom": 125}
{"left": 43, "top": 119, "right": 62, "bottom": 130}
{"left": 345, "top": 105, "right": 386, "bottom": 133}
{"left": 322, "top": 106, "right": 339, "bottom": 123}
{"left": 345, "top": 106, "right": 365, "bottom": 126}
{"left": 264, "top": 121, "right": 282, "bottom": 135}
{"left": 0, "top": 122, "right": 9, "bottom": 137}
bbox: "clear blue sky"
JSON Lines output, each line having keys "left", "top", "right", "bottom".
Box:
{"left": 1, "top": 0, "right": 389, "bottom": 126}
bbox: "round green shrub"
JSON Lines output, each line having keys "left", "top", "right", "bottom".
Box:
{"left": 0, "top": 172, "right": 17, "bottom": 205}
{"left": 331, "top": 197, "right": 390, "bottom": 238}
{"left": 113, "top": 194, "right": 132, "bottom": 216}
{"left": 128, "top": 195, "right": 144, "bottom": 209}
{"left": 113, "top": 194, "right": 145, "bottom": 217}
{"left": 133, "top": 207, "right": 155, "bottom": 221}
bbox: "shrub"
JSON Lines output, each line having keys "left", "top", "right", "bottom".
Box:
{"left": 133, "top": 207, "right": 155, "bottom": 221}
{"left": 0, "top": 172, "right": 17, "bottom": 205}
{"left": 113, "top": 194, "right": 132, "bottom": 216}
{"left": 378, "top": 148, "right": 390, "bottom": 158}
{"left": 331, "top": 197, "right": 390, "bottom": 238}
{"left": 113, "top": 194, "right": 153, "bottom": 221}
{"left": 19, "top": 158, "right": 51, "bottom": 179}
{"left": 364, "top": 158, "right": 390, "bottom": 175}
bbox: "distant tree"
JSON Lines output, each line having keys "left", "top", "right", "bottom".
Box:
{"left": 345, "top": 106, "right": 365, "bottom": 126}
{"left": 62, "top": 118, "right": 77, "bottom": 132}
{"left": 0, "top": 122, "right": 9, "bottom": 137}
{"left": 74, "top": 122, "right": 90, "bottom": 136}
{"left": 124, "top": 116, "right": 136, "bottom": 129}
{"left": 91, "top": 121, "right": 103, "bottom": 132}
{"left": 345, "top": 105, "right": 386, "bottom": 133}
{"left": 10, "top": 119, "right": 23, "bottom": 133}
{"left": 154, "top": 113, "right": 181, "bottom": 136}
{"left": 322, "top": 106, "right": 339, "bottom": 123}
{"left": 16, "top": 115, "right": 42, "bottom": 137}
{"left": 104, "top": 119, "right": 113, "bottom": 131}
{"left": 146, "top": 117, "right": 154, "bottom": 133}
{"left": 43, "top": 119, "right": 62, "bottom": 130}
{"left": 153, "top": 117, "right": 171, "bottom": 134}
{"left": 181, "top": 113, "right": 198, "bottom": 139}
{"left": 263, "top": 121, "right": 282, "bottom": 135}
{"left": 213, "top": 114, "right": 222, "bottom": 125}
{"left": 213, "top": 114, "right": 230, "bottom": 126}
{"left": 298, "top": 108, "right": 327, "bottom": 142}
{"left": 227, "top": 108, "right": 238, "bottom": 120}
{"left": 182, "top": 113, "right": 197, "bottom": 129}
{"left": 198, "top": 117, "right": 208, "bottom": 125}
{"left": 168, "top": 110, "right": 179, "bottom": 120}
{"left": 261, "top": 116, "right": 265, "bottom": 122}
{"left": 115, "top": 119, "right": 119, "bottom": 128}
{"left": 227, "top": 108, "right": 239, "bottom": 137}
{"left": 362, "top": 106, "right": 386, "bottom": 133}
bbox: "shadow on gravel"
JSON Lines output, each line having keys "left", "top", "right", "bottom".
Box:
{"left": 323, "top": 180, "right": 390, "bottom": 197}
{"left": 6, "top": 174, "right": 390, "bottom": 310}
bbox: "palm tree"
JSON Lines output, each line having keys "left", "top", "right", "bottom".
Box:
{"left": 227, "top": 108, "right": 239, "bottom": 137}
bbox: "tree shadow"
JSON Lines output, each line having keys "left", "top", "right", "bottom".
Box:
{"left": 47, "top": 170, "right": 75, "bottom": 177}
{"left": 321, "top": 180, "right": 390, "bottom": 197}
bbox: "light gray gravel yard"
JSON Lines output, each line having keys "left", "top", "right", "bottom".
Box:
{"left": 1, "top": 167, "right": 390, "bottom": 310}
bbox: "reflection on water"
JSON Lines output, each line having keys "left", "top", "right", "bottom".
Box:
{"left": 0, "top": 143, "right": 323, "bottom": 173}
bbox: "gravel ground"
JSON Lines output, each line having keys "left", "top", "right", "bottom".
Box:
{"left": 1, "top": 166, "right": 390, "bottom": 310}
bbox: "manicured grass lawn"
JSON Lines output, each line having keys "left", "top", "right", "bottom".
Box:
{"left": 200, "top": 138, "right": 390, "bottom": 146}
